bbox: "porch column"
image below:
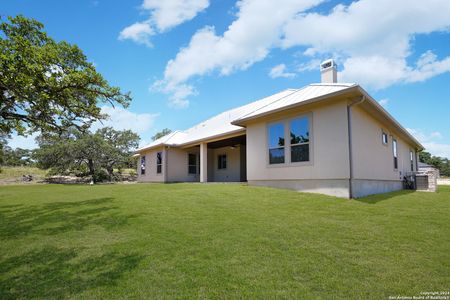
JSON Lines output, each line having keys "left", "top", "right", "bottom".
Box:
{"left": 200, "top": 142, "right": 208, "bottom": 182}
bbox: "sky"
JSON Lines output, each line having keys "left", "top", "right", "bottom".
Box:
{"left": 3, "top": 0, "right": 450, "bottom": 158}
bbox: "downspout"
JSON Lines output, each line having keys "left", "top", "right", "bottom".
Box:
{"left": 347, "top": 96, "right": 366, "bottom": 199}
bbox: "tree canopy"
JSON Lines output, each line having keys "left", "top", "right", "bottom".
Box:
{"left": 152, "top": 128, "right": 172, "bottom": 141}
{"left": 419, "top": 150, "right": 450, "bottom": 177}
{"left": 0, "top": 15, "right": 131, "bottom": 136}
{"left": 34, "top": 127, "right": 139, "bottom": 182}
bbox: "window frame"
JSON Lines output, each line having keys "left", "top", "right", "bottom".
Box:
{"left": 188, "top": 153, "right": 197, "bottom": 175}
{"left": 217, "top": 154, "right": 227, "bottom": 170}
{"left": 156, "top": 152, "right": 162, "bottom": 174}
{"left": 140, "top": 155, "right": 146, "bottom": 175}
{"left": 382, "top": 130, "right": 388, "bottom": 145}
{"left": 410, "top": 150, "right": 414, "bottom": 172}
{"left": 267, "top": 122, "right": 286, "bottom": 165}
{"left": 266, "top": 113, "right": 313, "bottom": 167}
{"left": 393, "top": 138, "right": 398, "bottom": 170}
{"left": 289, "top": 116, "right": 310, "bottom": 163}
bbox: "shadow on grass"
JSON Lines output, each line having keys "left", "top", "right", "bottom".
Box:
{"left": 356, "top": 190, "right": 416, "bottom": 204}
{"left": 0, "top": 246, "right": 144, "bottom": 299}
{"left": 0, "top": 197, "right": 140, "bottom": 239}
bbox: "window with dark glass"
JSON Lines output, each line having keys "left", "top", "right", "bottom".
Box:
{"left": 218, "top": 154, "right": 227, "bottom": 169}
{"left": 290, "top": 117, "right": 310, "bottom": 162}
{"left": 393, "top": 139, "right": 398, "bottom": 169}
{"left": 188, "top": 153, "right": 197, "bottom": 174}
{"left": 140, "top": 155, "right": 146, "bottom": 175}
{"left": 268, "top": 123, "right": 285, "bottom": 164}
{"left": 382, "top": 131, "right": 388, "bottom": 145}
{"left": 156, "top": 152, "right": 162, "bottom": 174}
{"left": 410, "top": 150, "right": 414, "bottom": 172}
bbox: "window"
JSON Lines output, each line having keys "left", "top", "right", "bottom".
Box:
{"left": 218, "top": 154, "right": 227, "bottom": 169}
{"left": 156, "top": 152, "right": 162, "bottom": 174}
{"left": 410, "top": 150, "right": 414, "bottom": 172}
{"left": 188, "top": 153, "right": 197, "bottom": 174}
{"left": 382, "top": 131, "right": 388, "bottom": 145}
{"left": 393, "top": 139, "right": 398, "bottom": 169}
{"left": 290, "top": 117, "right": 310, "bottom": 162}
{"left": 140, "top": 155, "right": 146, "bottom": 175}
{"left": 268, "top": 123, "right": 285, "bottom": 164}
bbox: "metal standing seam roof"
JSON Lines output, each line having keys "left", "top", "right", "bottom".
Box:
{"left": 137, "top": 82, "right": 411, "bottom": 152}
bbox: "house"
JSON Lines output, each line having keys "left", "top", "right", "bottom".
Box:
{"left": 135, "top": 60, "right": 423, "bottom": 198}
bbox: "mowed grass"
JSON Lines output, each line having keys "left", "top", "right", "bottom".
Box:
{"left": 0, "top": 184, "right": 449, "bottom": 299}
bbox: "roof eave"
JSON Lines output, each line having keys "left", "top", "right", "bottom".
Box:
{"left": 231, "top": 85, "right": 360, "bottom": 126}
{"left": 356, "top": 86, "right": 424, "bottom": 151}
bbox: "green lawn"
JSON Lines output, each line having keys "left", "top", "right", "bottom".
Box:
{"left": 0, "top": 184, "right": 449, "bottom": 299}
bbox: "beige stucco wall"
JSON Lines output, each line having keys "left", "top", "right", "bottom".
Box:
{"left": 246, "top": 100, "right": 350, "bottom": 181}
{"left": 351, "top": 105, "right": 417, "bottom": 181}
{"left": 166, "top": 147, "right": 200, "bottom": 182}
{"left": 209, "top": 146, "right": 241, "bottom": 182}
{"left": 137, "top": 147, "right": 165, "bottom": 182}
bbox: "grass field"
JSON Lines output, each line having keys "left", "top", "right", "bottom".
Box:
{"left": 0, "top": 166, "right": 48, "bottom": 184}
{"left": 0, "top": 184, "right": 449, "bottom": 299}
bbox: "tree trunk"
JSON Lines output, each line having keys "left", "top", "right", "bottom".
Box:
{"left": 88, "top": 159, "right": 95, "bottom": 183}
{"left": 106, "top": 165, "right": 114, "bottom": 181}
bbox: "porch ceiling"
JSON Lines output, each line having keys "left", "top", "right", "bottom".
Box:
{"left": 207, "top": 134, "right": 246, "bottom": 149}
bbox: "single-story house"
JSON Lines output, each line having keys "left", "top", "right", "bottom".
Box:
{"left": 135, "top": 60, "right": 423, "bottom": 198}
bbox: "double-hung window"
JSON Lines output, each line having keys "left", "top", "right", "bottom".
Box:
{"left": 140, "top": 155, "right": 146, "bottom": 175}
{"left": 188, "top": 153, "right": 197, "bottom": 174}
{"left": 393, "top": 139, "right": 398, "bottom": 169}
{"left": 156, "top": 152, "right": 162, "bottom": 174}
{"left": 268, "top": 123, "right": 285, "bottom": 164}
{"left": 290, "top": 117, "right": 310, "bottom": 162}
{"left": 218, "top": 154, "right": 227, "bottom": 169}
{"left": 410, "top": 150, "right": 414, "bottom": 172}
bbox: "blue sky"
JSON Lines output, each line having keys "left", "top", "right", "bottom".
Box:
{"left": 3, "top": 0, "right": 450, "bottom": 158}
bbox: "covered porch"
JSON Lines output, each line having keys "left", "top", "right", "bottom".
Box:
{"left": 188, "top": 134, "right": 247, "bottom": 183}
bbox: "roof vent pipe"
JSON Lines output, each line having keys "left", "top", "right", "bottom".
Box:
{"left": 320, "top": 59, "right": 337, "bottom": 83}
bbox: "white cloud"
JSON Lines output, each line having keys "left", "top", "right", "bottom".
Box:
{"left": 155, "top": 0, "right": 450, "bottom": 107}
{"left": 142, "top": 0, "right": 209, "bottom": 31}
{"left": 282, "top": 0, "right": 450, "bottom": 89}
{"left": 296, "top": 58, "right": 322, "bottom": 72}
{"left": 157, "top": 0, "right": 323, "bottom": 107}
{"left": 269, "top": 64, "right": 296, "bottom": 79}
{"left": 378, "top": 98, "right": 389, "bottom": 107}
{"left": 407, "top": 128, "right": 450, "bottom": 158}
{"left": 91, "top": 106, "right": 159, "bottom": 134}
{"left": 119, "top": 0, "right": 209, "bottom": 46}
{"left": 119, "top": 21, "right": 154, "bottom": 47}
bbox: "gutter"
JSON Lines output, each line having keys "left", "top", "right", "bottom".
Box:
{"left": 347, "top": 95, "right": 366, "bottom": 199}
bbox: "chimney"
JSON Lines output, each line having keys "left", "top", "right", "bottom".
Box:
{"left": 320, "top": 59, "right": 337, "bottom": 83}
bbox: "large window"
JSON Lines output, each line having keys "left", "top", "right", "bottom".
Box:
{"left": 218, "top": 154, "right": 227, "bottom": 169}
{"left": 393, "top": 139, "right": 398, "bottom": 169}
{"left": 290, "top": 117, "right": 310, "bottom": 162}
{"left": 188, "top": 153, "right": 197, "bottom": 174}
{"left": 140, "top": 155, "right": 146, "bottom": 175}
{"left": 410, "top": 150, "right": 414, "bottom": 172}
{"left": 268, "top": 123, "right": 285, "bottom": 164}
{"left": 156, "top": 152, "right": 162, "bottom": 174}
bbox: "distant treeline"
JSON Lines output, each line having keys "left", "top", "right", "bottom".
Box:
{"left": 419, "top": 151, "right": 450, "bottom": 177}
